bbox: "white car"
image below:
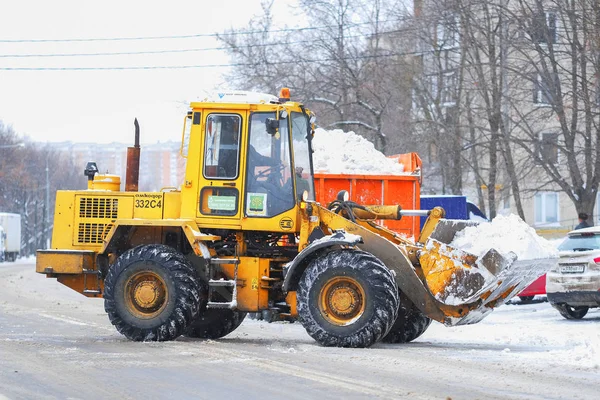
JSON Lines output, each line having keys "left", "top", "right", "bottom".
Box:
{"left": 547, "top": 226, "right": 600, "bottom": 319}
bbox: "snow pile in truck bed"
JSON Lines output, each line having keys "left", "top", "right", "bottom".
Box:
{"left": 450, "top": 214, "right": 559, "bottom": 259}
{"left": 312, "top": 128, "right": 406, "bottom": 175}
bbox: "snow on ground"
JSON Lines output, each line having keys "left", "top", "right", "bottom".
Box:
{"left": 2, "top": 260, "right": 599, "bottom": 400}
{"left": 450, "top": 214, "right": 559, "bottom": 259}
{"left": 239, "top": 299, "right": 600, "bottom": 372}
{"left": 237, "top": 299, "right": 600, "bottom": 375}
{"left": 312, "top": 128, "right": 406, "bottom": 175}
{"left": 418, "top": 299, "right": 600, "bottom": 371}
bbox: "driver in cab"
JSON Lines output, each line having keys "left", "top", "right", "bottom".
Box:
{"left": 246, "top": 115, "right": 295, "bottom": 216}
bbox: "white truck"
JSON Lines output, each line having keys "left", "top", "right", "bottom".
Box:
{"left": 0, "top": 212, "right": 21, "bottom": 262}
{"left": 0, "top": 226, "right": 5, "bottom": 262}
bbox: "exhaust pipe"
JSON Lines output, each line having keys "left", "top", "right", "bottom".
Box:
{"left": 125, "top": 118, "right": 140, "bottom": 192}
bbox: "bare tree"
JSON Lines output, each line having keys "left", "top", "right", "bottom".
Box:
{"left": 456, "top": 0, "right": 531, "bottom": 219}
{"left": 412, "top": 0, "right": 545, "bottom": 219}
{"left": 1, "top": 121, "right": 85, "bottom": 256}
{"left": 507, "top": 0, "right": 600, "bottom": 221}
{"left": 410, "top": 0, "right": 467, "bottom": 195}
{"left": 217, "top": 0, "right": 414, "bottom": 154}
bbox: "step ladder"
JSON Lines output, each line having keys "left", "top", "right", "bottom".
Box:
{"left": 82, "top": 269, "right": 102, "bottom": 295}
{"left": 207, "top": 258, "right": 239, "bottom": 309}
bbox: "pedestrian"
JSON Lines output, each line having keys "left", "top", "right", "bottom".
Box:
{"left": 574, "top": 212, "right": 591, "bottom": 230}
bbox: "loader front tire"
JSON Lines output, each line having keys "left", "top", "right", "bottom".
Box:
{"left": 382, "top": 292, "right": 431, "bottom": 343}
{"left": 297, "top": 249, "right": 399, "bottom": 348}
{"left": 186, "top": 309, "right": 247, "bottom": 339}
{"left": 104, "top": 244, "right": 205, "bottom": 341}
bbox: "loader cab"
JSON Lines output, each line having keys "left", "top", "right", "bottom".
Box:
{"left": 180, "top": 90, "right": 316, "bottom": 233}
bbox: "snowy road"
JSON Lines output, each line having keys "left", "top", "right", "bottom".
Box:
{"left": 1, "top": 260, "right": 599, "bottom": 400}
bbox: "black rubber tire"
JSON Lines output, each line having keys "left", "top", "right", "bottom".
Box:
{"left": 186, "top": 309, "right": 247, "bottom": 339}
{"left": 297, "top": 249, "right": 399, "bottom": 348}
{"left": 104, "top": 244, "right": 206, "bottom": 341}
{"left": 382, "top": 292, "right": 432, "bottom": 343}
{"left": 552, "top": 303, "right": 589, "bottom": 320}
{"left": 519, "top": 296, "right": 535, "bottom": 303}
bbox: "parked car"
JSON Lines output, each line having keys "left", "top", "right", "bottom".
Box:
{"left": 517, "top": 274, "right": 546, "bottom": 303}
{"left": 546, "top": 226, "right": 600, "bottom": 319}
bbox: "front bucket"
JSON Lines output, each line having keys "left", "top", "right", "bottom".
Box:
{"left": 419, "top": 219, "right": 557, "bottom": 326}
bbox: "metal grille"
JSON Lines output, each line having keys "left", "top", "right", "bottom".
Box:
{"left": 76, "top": 197, "right": 118, "bottom": 244}
{"left": 77, "top": 223, "right": 113, "bottom": 244}
{"left": 79, "top": 198, "right": 118, "bottom": 219}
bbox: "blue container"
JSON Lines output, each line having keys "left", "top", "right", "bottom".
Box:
{"left": 420, "top": 195, "right": 487, "bottom": 228}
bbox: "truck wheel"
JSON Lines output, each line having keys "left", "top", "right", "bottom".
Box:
{"left": 382, "top": 292, "right": 431, "bottom": 343}
{"left": 104, "top": 244, "right": 205, "bottom": 341}
{"left": 186, "top": 309, "right": 246, "bottom": 339}
{"left": 552, "top": 303, "right": 589, "bottom": 320}
{"left": 519, "top": 296, "right": 535, "bottom": 303}
{"left": 297, "top": 249, "right": 399, "bottom": 348}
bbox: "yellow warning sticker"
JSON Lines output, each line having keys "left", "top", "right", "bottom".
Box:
{"left": 251, "top": 278, "right": 259, "bottom": 290}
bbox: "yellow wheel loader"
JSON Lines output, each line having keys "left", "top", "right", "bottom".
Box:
{"left": 36, "top": 89, "right": 555, "bottom": 347}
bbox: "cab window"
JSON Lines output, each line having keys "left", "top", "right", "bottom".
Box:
{"left": 203, "top": 114, "right": 241, "bottom": 179}
{"left": 245, "top": 112, "right": 294, "bottom": 217}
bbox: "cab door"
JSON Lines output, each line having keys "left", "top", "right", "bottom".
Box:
{"left": 196, "top": 111, "right": 247, "bottom": 227}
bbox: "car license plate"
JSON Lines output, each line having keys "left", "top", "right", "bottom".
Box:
{"left": 559, "top": 264, "right": 585, "bottom": 273}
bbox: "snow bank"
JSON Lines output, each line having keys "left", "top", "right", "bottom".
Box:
{"left": 312, "top": 128, "right": 406, "bottom": 175}
{"left": 450, "top": 214, "right": 558, "bottom": 259}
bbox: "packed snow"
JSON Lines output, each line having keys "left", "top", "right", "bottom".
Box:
{"left": 2, "top": 257, "right": 599, "bottom": 399}
{"left": 428, "top": 215, "right": 558, "bottom": 307}
{"left": 312, "top": 128, "right": 406, "bottom": 175}
{"left": 450, "top": 214, "right": 559, "bottom": 260}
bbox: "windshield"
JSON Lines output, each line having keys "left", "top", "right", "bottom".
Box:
{"left": 245, "top": 112, "right": 295, "bottom": 217}
{"left": 558, "top": 233, "right": 600, "bottom": 251}
{"left": 291, "top": 112, "right": 315, "bottom": 201}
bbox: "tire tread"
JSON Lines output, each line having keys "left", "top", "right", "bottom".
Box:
{"left": 104, "top": 244, "right": 205, "bottom": 341}
{"left": 297, "top": 249, "right": 399, "bottom": 348}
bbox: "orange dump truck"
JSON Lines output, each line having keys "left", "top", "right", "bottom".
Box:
{"left": 314, "top": 152, "right": 422, "bottom": 238}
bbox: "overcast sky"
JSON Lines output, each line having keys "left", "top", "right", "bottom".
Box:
{"left": 0, "top": 0, "right": 297, "bottom": 144}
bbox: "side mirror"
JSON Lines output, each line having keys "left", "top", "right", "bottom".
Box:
{"left": 266, "top": 118, "right": 279, "bottom": 135}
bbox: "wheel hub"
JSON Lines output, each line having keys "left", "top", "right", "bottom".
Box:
{"left": 328, "top": 286, "right": 360, "bottom": 316}
{"left": 319, "top": 277, "right": 366, "bottom": 326}
{"left": 125, "top": 271, "right": 168, "bottom": 318}
{"left": 134, "top": 281, "right": 162, "bottom": 309}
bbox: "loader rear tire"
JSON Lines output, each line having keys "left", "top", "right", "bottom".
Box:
{"left": 104, "top": 244, "right": 205, "bottom": 341}
{"left": 297, "top": 249, "right": 399, "bottom": 348}
{"left": 382, "top": 292, "right": 431, "bottom": 343}
{"left": 186, "top": 309, "right": 247, "bottom": 339}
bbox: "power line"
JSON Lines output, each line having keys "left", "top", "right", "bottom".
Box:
{"left": 0, "top": 29, "right": 312, "bottom": 43}
{"left": 0, "top": 51, "right": 422, "bottom": 71}
{"left": 0, "top": 28, "right": 411, "bottom": 58}
{"left": 0, "top": 18, "right": 411, "bottom": 44}
{"left": 0, "top": 37, "right": 356, "bottom": 58}
{"left": 0, "top": 45, "right": 269, "bottom": 58}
